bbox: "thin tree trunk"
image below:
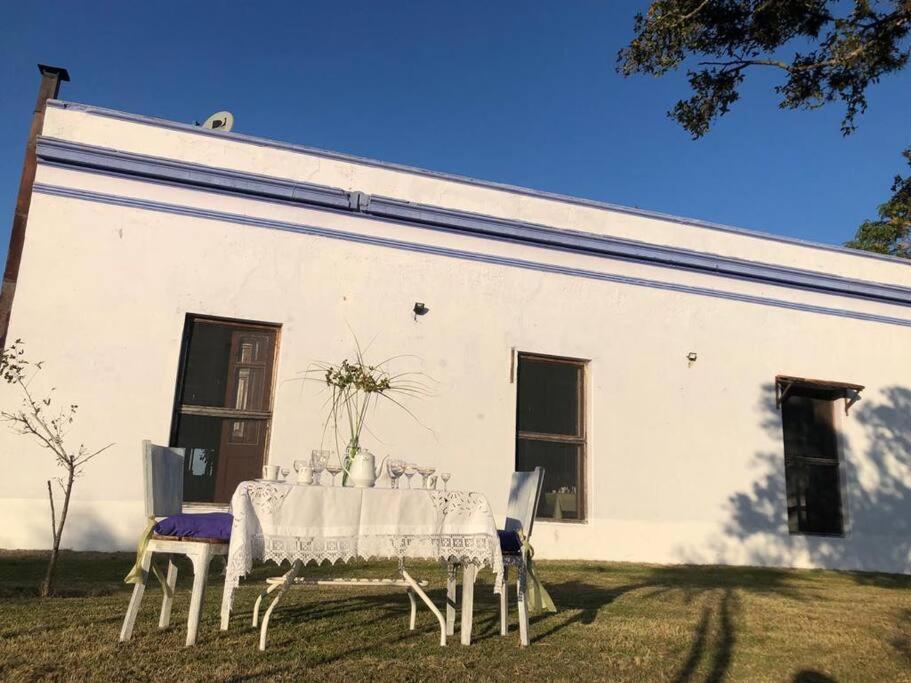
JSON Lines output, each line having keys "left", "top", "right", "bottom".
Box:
{"left": 41, "top": 465, "right": 74, "bottom": 597}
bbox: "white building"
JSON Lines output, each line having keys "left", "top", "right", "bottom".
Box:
{"left": 2, "top": 85, "right": 910, "bottom": 574}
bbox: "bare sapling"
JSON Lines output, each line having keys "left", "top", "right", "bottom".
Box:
{"left": 0, "top": 340, "right": 113, "bottom": 596}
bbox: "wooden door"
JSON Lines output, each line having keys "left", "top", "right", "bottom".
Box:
{"left": 213, "top": 330, "right": 276, "bottom": 501}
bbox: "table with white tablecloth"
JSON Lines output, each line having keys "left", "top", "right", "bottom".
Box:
{"left": 219, "top": 480, "right": 503, "bottom": 645}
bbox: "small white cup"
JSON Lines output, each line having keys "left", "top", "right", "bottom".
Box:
{"left": 296, "top": 464, "right": 313, "bottom": 485}
{"left": 262, "top": 464, "right": 281, "bottom": 481}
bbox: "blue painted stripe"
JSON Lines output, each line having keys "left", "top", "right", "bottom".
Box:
{"left": 45, "top": 98, "right": 911, "bottom": 269}
{"left": 31, "top": 182, "right": 911, "bottom": 329}
{"left": 36, "top": 138, "right": 351, "bottom": 210}
{"left": 35, "top": 137, "right": 911, "bottom": 307}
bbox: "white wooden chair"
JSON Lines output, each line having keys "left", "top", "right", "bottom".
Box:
{"left": 498, "top": 466, "right": 545, "bottom": 646}
{"left": 444, "top": 467, "right": 545, "bottom": 647}
{"left": 119, "top": 440, "right": 231, "bottom": 647}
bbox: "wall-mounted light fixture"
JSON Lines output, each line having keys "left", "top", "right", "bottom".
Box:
{"left": 687, "top": 351, "right": 698, "bottom": 368}
{"left": 413, "top": 302, "right": 429, "bottom": 320}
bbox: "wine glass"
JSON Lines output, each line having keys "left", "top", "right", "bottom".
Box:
{"left": 311, "top": 450, "right": 329, "bottom": 486}
{"left": 387, "top": 458, "right": 405, "bottom": 488}
{"left": 417, "top": 465, "right": 436, "bottom": 489}
{"left": 440, "top": 472, "right": 451, "bottom": 491}
{"left": 325, "top": 463, "right": 342, "bottom": 487}
{"left": 404, "top": 463, "right": 418, "bottom": 489}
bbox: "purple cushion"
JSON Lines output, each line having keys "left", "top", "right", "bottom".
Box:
{"left": 153, "top": 512, "right": 232, "bottom": 541}
{"left": 498, "top": 529, "right": 522, "bottom": 554}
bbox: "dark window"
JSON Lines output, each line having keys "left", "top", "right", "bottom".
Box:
{"left": 172, "top": 316, "right": 278, "bottom": 504}
{"left": 781, "top": 386, "right": 844, "bottom": 535}
{"left": 515, "top": 354, "right": 585, "bottom": 521}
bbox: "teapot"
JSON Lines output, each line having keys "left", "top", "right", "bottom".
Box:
{"left": 347, "top": 448, "right": 387, "bottom": 488}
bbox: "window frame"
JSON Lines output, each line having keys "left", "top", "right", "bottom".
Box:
{"left": 515, "top": 352, "right": 587, "bottom": 523}
{"left": 169, "top": 314, "right": 281, "bottom": 506}
{"left": 779, "top": 382, "right": 847, "bottom": 537}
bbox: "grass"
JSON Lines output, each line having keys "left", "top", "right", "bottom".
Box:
{"left": 0, "top": 551, "right": 910, "bottom": 682}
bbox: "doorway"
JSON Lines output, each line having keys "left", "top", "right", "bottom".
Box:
{"left": 171, "top": 315, "right": 280, "bottom": 503}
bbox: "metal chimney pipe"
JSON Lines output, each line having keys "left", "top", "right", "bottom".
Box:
{"left": 0, "top": 64, "right": 70, "bottom": 348}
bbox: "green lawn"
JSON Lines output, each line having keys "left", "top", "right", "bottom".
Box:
{"left": 0, "top": 551, "right": 909, "bottom": 682}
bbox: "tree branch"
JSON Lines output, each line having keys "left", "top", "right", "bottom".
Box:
{"left": 696, "top": 45, "right": 871, "bottom": 75}
{"left": 73, "top": 443, "right": 115, "bottom": 469}
{"left": 14, "top": 377, "right": 66, "bottom": 449}
{"left": 672, "top": 0, "right": 711, "bottom": 26}
{"left": 2, "top": 411, "right": 68, "bottom": 465}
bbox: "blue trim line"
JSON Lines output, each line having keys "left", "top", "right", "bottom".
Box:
{"left": 31, "top": 182, "right": 911, "bottom": 329}
{"left": 45, "top": 99, "right": 911, "bottom": 268}
{"left": 36, "top": 137, "right": 911, "bottom": 307}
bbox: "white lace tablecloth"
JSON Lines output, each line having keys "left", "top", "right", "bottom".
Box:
{"left": 220, "top": 480, "right": 504, "bottom": 619}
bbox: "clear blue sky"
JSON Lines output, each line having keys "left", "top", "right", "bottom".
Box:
{"left": 1, "top": 1, "right": 910, "bottom": 266}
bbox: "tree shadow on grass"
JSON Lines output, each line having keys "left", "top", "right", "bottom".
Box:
{"left": 670, "top": 588, "right": 737, "bottom": 683}
{"left": 792, "top": 671, "right": 837, "bottom": 683}
{"left": 527, "top": 563, "right": 793, "bottom": 681}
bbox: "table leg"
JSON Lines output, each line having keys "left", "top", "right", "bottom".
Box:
{"left": 460, "top": 564, "right": 477, "bottom": 646}
{"left": 400, "top": 566, "right": 447, "bottom": 646}
{"left": 253, "top": 567, "right": 292, "bottom": 627}
{"left": 259, "top": 559, "right": 302, "bottom": 651}
{"left": 220, "top": 572, "right": 234, "bottom": 631}
{"left": 406, "top": 588, "right": 417, "bottom": 630}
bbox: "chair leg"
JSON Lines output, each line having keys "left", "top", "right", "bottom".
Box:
{"left": 516, "top": 563, "right": 530, "bottom": 647}
{"left": 460, "top": 564, "right": 477, "bottom": 646}
{"left": 219, "top": 550, "right": 232, "bottom": 632}
{"left": 500, "top": 565, "right": 510, "bottom": 636}
{"left": 407, "top": 588, "right": 417, "bottom": 630}
{"left": 446, "top": 563, "right": 457, "bottom": 637}
{"left": 120, "top": 548, "right": 153, "bottom": 642}
{"left": 186, "top": 545, "right": 213, "bottom": 647}
{"left": 159, "top": 557, "right": 179, "bottom": 629}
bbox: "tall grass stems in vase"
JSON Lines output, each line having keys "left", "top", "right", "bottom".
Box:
{"left": 305, "top": 339, "right": 431, "bottom": 485}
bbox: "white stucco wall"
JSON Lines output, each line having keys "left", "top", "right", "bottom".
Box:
{"left": 2, "top": 102, "right": 910, "bottom": 575}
